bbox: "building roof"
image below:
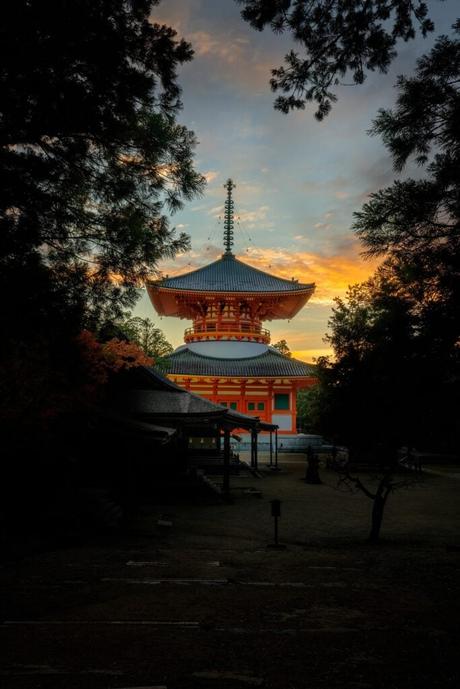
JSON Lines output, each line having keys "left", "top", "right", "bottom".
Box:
{"left": 150, "top": 253, "right": 315, "bottom": 295}
{"left": 110, "top": 366, "right": 277, "bottom": 431}
{"left": 162, "top": 346, "right": 316, "bottom": 378}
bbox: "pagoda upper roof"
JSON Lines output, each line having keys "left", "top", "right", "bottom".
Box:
{"left": 151, "top": 253, "right": 315, "bottom": 295}
{"left": 162, "top": 346, "right": 316, "bottom": 379}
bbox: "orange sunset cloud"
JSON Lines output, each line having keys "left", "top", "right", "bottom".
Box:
{"left": 157, "top": 243, "right": 379, "bottom": 306}
{"left": 237, "top": 246, "right": 379, "bottom": 305}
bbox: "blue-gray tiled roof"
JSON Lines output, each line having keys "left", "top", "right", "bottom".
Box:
{"left": 162, "top": 347, "right": 316, "bottom": 378}
{"left": 154, "top": 253, "right": 314, "bottom": 293}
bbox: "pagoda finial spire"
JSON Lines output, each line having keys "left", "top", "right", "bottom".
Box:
{"left": 223, "top": 178, "right": 235, "bottom": 254}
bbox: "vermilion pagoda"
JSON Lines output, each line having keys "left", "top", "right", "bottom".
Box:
{"left": 148, "top": 180, "right": 317, "bottom": 434}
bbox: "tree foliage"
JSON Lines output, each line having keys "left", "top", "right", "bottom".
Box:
{"left": 237, "top": 0, "right": 438, "bottom": 118}
{"left": 77, "top": 330, "right": 154, "bottom": 392}
{"left": 314, "top": 271, "right": 422, "bottom": 451}
{"left": 0, "top": 1, "right": 204, "bottom": 434}
{"left": 314, "top": 28, "right": 460, "bottom": 455}
{"left": 0, "top": 0, "right": 204, "bottom": 334}
{"left": 353, "top": 27, "right": 460, "bottom": 428}
{"left": 296, "top": 385, "right": 321, "bottom": 432}
{"left": 272, "top": 338, "right": 292, "bottom": 357}
{"left": 355, "top": 25, "right": 460, "bottom": 262}
{"left": 120, "top": 316, "right": 174, "bottom": 359}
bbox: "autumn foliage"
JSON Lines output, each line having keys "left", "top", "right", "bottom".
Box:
{"left": 0, "top": 331, "right": 153, "bottom": 429}
{"left": 77, "top": 330, "right": 153, "bottom": 391}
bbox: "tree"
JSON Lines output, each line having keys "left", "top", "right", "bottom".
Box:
{"left": 306, "top": 28, "right": 460, "bottom": 541}
{"left": 0, "top": 1, "right": 204, "bottom": 431}
{"left": 310, "top": 272, "right": 423, "bottom": 542}
{"left": 272, "top": 339, "right": 292, "bottom": 357}
{"left": 296, "top": 385, "right": 320, "bottom": 432}
{"left": 120, "top": 316, "right": 174, "bottom": 359}
{"left": 354, "top": 25, "right": 460, "bottom": 264}
{"left": 352, "top": 26, "right": 460, "bottom": 450}
{"left": 315, "top": 271, "right": 421, "bottom": 451}
{"left": 77, "top": 330, "right": 154, "bottom": 393}
{"left": 0, "top": 0, "right": 204, "bottom": 335}
{"left": 237, "top": 0, "right": 438, "bottom": 118}
{"left": 337, "top": 464, "right": 417, "bottom": 543}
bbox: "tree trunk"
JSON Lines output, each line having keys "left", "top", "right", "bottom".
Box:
{"left": 368, "top": 480, "right": 392, "bottom": 543}
{"left": 369, "top": 494, "right": 385, "bottom": 543}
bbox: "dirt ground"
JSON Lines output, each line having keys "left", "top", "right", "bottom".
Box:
{"left": 1, "top": 455, "right": 460, "bottom": 689}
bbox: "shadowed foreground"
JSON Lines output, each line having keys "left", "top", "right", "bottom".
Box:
{"left": 1, "top": 457, "right": 459, "bottom": 689}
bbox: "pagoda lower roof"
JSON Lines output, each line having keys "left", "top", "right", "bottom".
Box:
{"left": 162, "top": 346, "right": 316, "bottom": 378}
{"left": 150, "top": 252, "right": 315, "bottom": 295}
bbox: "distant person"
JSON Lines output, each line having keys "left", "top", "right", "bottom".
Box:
{"left": 305, "top": 445, "right": 322, "bottom": 484}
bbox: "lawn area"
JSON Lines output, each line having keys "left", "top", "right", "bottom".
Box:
{"left": 1, "top": 457, "right": 459, "bottom": 689}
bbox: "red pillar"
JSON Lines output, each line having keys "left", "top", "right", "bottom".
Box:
{"left": 240, "top": 380, "right": 246, "bottom": 414}
{"left": 267, "top": 381, "right": 274, "bottom": 424}
{"left": 212, "top": 379, "right": 219, "bottom": 404}
{"left": 291, "top": 381, "right": 298, "bottom": 433}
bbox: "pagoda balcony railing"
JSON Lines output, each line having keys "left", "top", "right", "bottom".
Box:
{"left": 184, "top": 323, "right": 270, "bottom": 344}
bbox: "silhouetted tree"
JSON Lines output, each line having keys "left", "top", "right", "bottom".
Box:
{"left": 310, "top": 273, "right": 425, "bottom": 542}
{"left": 0, "top": 0, "right": 204, "bottom": 336}
{"left": 353, "top": 26, "right": 460, "bottom": 451}
{"left": 337, "top": 463, "right": 416, "bottom": 543}
{"left": 308, "top": 29, "right": 460, "bottom": 540}
{"left": 310, "top": 27, "right": 460, "bottom": 454}
{"left": 0, "top": 0, "right": 204, "bottom": 428}
{"left": 315, "top": 271, "right": 421, "bottom": 453}
{"left": 272, "top": 339, "right": 292, "bottom": 357}
{"left": 237, "top": 0, "right": 437, "bottom": 117}
{"left": 121, "top": 317, "right": 174, "bottom": 359}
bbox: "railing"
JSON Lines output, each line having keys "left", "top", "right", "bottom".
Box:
{"left": 184, "top": 323, "right": 270, "bottom": 343}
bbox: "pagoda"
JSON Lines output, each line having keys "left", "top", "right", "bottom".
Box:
{"left": 147, "top": 179, "right": 317, "bottom": 434}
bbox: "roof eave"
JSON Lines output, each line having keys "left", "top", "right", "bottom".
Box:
{"left": 148, "top": 284, "right": 316, "bottom": 295}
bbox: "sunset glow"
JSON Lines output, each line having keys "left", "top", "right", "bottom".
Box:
{"left": 133, "top": 0, "right": 458, "bottom": 360}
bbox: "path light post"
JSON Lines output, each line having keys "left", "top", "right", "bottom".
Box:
{"left": 267, "top": 499, "right": 287, "bottom": 550}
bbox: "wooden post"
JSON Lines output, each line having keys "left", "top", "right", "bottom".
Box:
{"left": 223, "top": 428, "right": 230, "bottom": 500}
{"left": 269, "top": 431, "right": 273, "bottom": 467}
{"left": 253, "top": 428, "right": 258, "bottom": 470}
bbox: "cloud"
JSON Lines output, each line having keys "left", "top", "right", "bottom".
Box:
{"left": 241, "top": 245, "right": 380, "bottom": 305}
{"left": 204, "top": 170, "right": 220, "bottom": 183}
{"left": 302, "top": 176, "right": 352, "bottom": 195}
{"left": 185, "top": 29, "right": 277, "bottom": 92}
{"left": 154, "top": 242, "right": 379, "bottom": 306}
{"left": 237, "top": 205, "right": 270, "bottom": 225}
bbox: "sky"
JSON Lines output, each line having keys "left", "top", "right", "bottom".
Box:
{"left": 134, "top": 0, "right": 459, "bottom": 361}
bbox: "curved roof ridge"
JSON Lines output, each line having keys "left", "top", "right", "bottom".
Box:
{"left": 164, "top": 346, "right": 316, "bottom": 377}
{"left": 151, "top": 253, "right": 315, "bottom": 294}
{"left": 229, "top": 254, "right": 313, "bottom": 290}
